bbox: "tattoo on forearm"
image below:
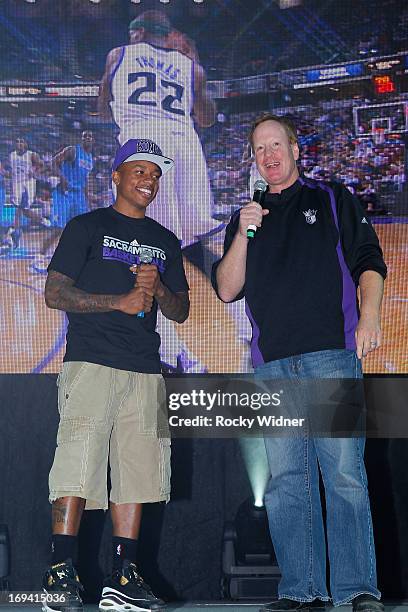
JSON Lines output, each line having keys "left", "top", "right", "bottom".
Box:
{"left": 156, "top": 287, "right": 189, "bottom": 323}
{"left": 45, "top": 270, "right": 120, "bottom": 313}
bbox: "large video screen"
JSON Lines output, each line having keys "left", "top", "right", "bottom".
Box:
{"left": 0, "top": 0, "right": 407, "bottom": 374}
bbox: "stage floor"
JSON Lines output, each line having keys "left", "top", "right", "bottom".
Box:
{"left": 4, "top": 603, "right": 408, "bottom": 611}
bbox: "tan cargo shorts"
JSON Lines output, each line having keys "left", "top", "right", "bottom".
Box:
{"left": 49, "top": 361, "right": 171, "bottom": 510}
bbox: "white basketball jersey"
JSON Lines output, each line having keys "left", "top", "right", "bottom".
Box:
{"left": 10, "top": 150, "right": 34, "bottom": 182}
{"left": 110, "top": 42, "right": 194, "bottom": 129}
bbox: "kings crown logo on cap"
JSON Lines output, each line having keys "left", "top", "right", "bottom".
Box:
{"left": 135, "top": 139, "right": 163, "bottom": 156}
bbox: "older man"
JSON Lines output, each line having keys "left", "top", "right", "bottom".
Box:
{"left": 212, "top": 114, "right": 386, "bottom": 612}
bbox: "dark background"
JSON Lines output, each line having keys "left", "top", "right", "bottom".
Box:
{"left": 0, "top": 375, "right": 407, "bottom": 602}
{"left": 0, "top": 0, "right": 407, "bottom": 603}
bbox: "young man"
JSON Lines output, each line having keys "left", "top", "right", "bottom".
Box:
{"left": 42, "top": 138, "right": 189, "bottom": 612}
{"left": 212, "top": 115, "right": 386, "bottom": 612}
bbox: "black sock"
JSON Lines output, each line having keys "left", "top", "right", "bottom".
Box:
{"left": 112, "top": 536, "right": 138, "bottom": 570}
{"left": 51, "top": 534, "right": 78, "bottom": 566}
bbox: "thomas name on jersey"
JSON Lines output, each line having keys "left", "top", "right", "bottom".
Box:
{"left": 135, "top": 55, "right": 182, "bottom": 82}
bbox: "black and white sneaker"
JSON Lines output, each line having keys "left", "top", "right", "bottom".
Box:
{"left": 30, "top": 255, "right": 49, "bottom": 274}
{"left": 99, "top": 560, "right": 166, "bottom": 611}
{"left": 41, "top": 216, "right": 52, "bottom": 228}
{"left": 6, "top": 227, "right": 21, "bottom": 249}
{"left": 0, "top": 228, "right": 14, "bottom": 255}
{"left": 42, "top": 559, "right": 84, "bottom": 612}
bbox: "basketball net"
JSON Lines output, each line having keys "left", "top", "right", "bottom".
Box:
{"left": 373, "top": 126, "right": 385, "bottom": 145}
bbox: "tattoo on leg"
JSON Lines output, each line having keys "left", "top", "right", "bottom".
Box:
{"left": 52, "top": 503, "right": 68, "bottom": 525}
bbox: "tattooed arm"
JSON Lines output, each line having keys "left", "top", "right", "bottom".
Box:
{"left": 131, "top": 264, "right": 190, "bottom": 323}
{"left": 45, "top": 270, "right": 154, "bottom": 315}
{"left": 155, "top": 285, "right": 190, "bottom": 324}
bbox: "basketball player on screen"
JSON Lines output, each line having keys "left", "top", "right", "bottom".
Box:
{"left": 98, "top": 10, "right": 222, "bottom": 371}
{"left": 99, "top": 10, "right": 219, "bottom": 247}
{"left": 1, "top": 137, "right": 43, "bottom": 253}
{"left": 31, "top": 131, "right": 94, "bottom": 273}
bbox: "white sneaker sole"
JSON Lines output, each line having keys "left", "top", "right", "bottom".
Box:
{"left": 99, "top": 586, "right": 165, "bottom": 611}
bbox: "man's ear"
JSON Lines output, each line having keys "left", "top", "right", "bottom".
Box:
{"left": 129, "top": 28, "right": 144, "bottom": 44}
{"left": 292, "top": 142, "right": 300, "bottom": 162}
{"left": 112, "top": 171, "right": 120, "bottom": 185}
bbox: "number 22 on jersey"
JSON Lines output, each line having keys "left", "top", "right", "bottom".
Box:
{"left": 128, "top": 71, "right": 185, "bottom": 116}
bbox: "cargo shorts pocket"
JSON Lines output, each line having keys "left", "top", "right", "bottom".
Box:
{"left": 57, "top": 362, "right": 90, "bottom": 417}
{"left": 137, "top": 374, "right": 169, "bottom": 436}
{"left": 49, "top": 417, "right": 93, "bottom": 492}
{"left": 57, "top": 362, "right": 114, "bottom": 424}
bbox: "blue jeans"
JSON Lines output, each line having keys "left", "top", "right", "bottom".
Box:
{"left": 255, "top": 349, "right": 380, "bottom": 605}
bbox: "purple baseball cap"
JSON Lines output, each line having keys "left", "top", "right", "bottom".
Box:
{"left": 112, "top": 139, "right": 174, "bottom": 174}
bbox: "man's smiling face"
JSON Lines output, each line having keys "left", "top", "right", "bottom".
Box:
{"left": 113, "top": 160, "right": 161, "bottom": 216}
{"left": 253, "top": 120, "right": 300, "bottom": 193}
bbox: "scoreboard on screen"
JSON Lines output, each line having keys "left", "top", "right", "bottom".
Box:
{"left": 291, "top": 52, "right": 408, "bottom": 98}
{"left": 373, "top": 75, "right": 395, "bottom": 95}
{"left": 367, "top": 55, "right": 407, "bottom": 97}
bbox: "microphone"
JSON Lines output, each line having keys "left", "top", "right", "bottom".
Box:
{"left": 247, "top": 179, "right": 268, "bottom": 239}
{"left": 136, "top": 249, "right": 153, "bottom": 319}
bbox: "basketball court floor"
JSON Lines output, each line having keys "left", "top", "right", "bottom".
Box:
{"left": 0, "top": 219, "right": 406, "bottom": 375}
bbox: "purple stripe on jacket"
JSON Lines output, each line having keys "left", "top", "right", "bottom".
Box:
{"left": 245, "top": 301, "right": 264, "bottom": 367}
{"left": 299, "top": 177, "right": 358, "bottom": 350}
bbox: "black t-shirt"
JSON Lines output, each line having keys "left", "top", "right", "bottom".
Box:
{"left": 212, "top": 178, "right": 387, "bottom": 366}
{"left": 49, "top": 206, "right": 189, "bottom": 373}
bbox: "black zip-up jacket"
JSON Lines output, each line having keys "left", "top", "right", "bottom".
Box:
{"left": 211, "top": 177, "right": 387, "bottom": 366}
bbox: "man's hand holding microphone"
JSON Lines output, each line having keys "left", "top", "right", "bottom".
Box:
{"left": 241, "top": 180, "right": 269, "bottom": 240}
{"left": 116, "top": 269, "right": 154, "bottom": 316}
{"left": 215, "top": 180, "right": 269, "bottom": 303}
{"left": 116, "top": 250, "right": 163, "bottom": 317}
